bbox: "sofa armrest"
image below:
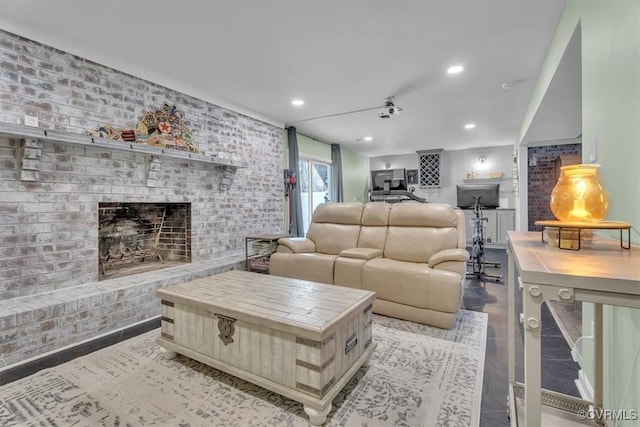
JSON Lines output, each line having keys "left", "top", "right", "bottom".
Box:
{"left": 339, "top": 247, "right": 383, "bottom": 260}
{"left": 277, "top": 237, "right": 316, "bottom": 253}
{"left": 428, "top": 248, "right": 470, "bottom": 268}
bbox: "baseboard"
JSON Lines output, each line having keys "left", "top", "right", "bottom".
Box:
{"left": 575, "top": 369, "right": 594, "bottom": 401}
{"left": 0, "top": 316, "right": 160, "bottom": 385}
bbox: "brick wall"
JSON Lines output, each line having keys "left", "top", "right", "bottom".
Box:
{"left": 0, "top": 29, "right": 284, "bottom": 298}
{"left": 527, "top": 143, "right": 582, "bottom": 231}
{"left": 0, "top": 30, "right": 284, "bottom": 366}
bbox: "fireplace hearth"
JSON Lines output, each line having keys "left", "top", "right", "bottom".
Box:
{"left": 99, "top": 203, "right": 191, "bottom": 279}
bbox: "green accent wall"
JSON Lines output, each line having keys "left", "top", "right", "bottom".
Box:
{"left": 282, "top": 131, "right": 370, "bottom": 229}
{"left": 291, "top": 132, "right": 369, "bottom": 202}
{"left": 520, "top": 1, "right": 640, "bottom": 423}
{"left": 297, "top": 133, "right": 332, "bottom": 162}
{"left": 341, "top": 146, "right": 370, "bottom": 203}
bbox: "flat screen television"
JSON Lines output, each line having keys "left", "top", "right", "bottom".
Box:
{"left": 371, "top": 168, "right": 408, "bottom": 192}
{"left": 456, "top": 184, "right": 500, "bottom": 209}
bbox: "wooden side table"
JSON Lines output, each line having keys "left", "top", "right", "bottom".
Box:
{"left": 507, "top": 231, "right": 640, "bottom": 426}
{"left": 245, "top": 234, "right": 290, "bottom": 273}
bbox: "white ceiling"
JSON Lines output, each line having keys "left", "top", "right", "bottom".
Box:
{"left": 0, "top": 1, "right": 566, "bottom": 157}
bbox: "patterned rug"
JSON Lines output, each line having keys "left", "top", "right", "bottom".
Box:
{"left": 0, "top": 311, "right": 487, "bottom": 427}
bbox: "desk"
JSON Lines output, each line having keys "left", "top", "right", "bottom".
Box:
{"left": 507, "top": 231, "right": 640, "bottom": 426}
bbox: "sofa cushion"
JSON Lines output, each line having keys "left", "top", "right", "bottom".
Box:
{"left": 384, "top": 203, "right": 459, "bottom": 262}
{"left": 307, "top": 203, "right": 363, "bottom": 254}
{"left": 362, "top": 258, "right": 462, "bottom": 313}
{"left": 361, "top": 202, "right": 391, "bottom": 226}
{"left": 310, "top": 202, "right": 364, "bottom": 224}
{"left": 307, "top": 224, "right": 362, "bottom": 254}
{"left": 357, "top": 202, "right": 391, "bottom": 250}
{"left": 388, "top": 202, "right": 458, "bottom": 228}
{"left": 384, "top": 227, "right": 458, "bottom": 263}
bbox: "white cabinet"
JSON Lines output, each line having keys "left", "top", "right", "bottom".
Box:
{"left": 462, "top": 209, "right": 515, "bottom": 247}
{"left": 483, "top": 210, "right": 498, "bottom": 244}
{"left": 497, "top": 210, "right": 515, "bottom": 245}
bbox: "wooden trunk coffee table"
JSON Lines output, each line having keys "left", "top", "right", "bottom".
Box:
{"left": 156, "top": 270, "right": 377, "bottom": 425}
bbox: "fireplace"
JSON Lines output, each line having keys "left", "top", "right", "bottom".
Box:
{"left": 99, "top": 203, "right": 192, "bottom": 279}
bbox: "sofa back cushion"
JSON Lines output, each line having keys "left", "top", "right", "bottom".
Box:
{"left": 384, "top": 203, "right": 459, "bottom": 263}
{"left": 357, "top": 202, "right": 391, "bottom": 250}
{"left": 307, "top": 202, "right": 363, "bottom": 254}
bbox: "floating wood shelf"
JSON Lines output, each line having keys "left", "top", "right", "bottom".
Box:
{"left": 462, "top": 177, "right": 505, "bottom": 184}
{"left": 0, "top": 122, "right": 248, "bottom": 169}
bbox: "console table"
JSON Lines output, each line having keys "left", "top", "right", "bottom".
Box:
{"left": 507, "top": 231, "right": 640, "bottom": 426}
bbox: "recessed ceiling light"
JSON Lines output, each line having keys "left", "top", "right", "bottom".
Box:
{"left": 291, "top": 99, "right": 304, "bottom": 106}
{"left": 363, "top": 136, "right": 373, "bottom": 142}
{"left": 502, "top": 79, "right": 522, "bottom": 90}
{"left": 447, "top": 65, "right": 464, "bottom": 74}
{"left": 464, "top": 123, "right": 476, "bottom": 129}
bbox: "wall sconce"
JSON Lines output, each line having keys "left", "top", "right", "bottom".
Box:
{"left": 478, "top": 155, "right": 487, "bottom": 164}
{"left": 549, "top": 164, "right": 609, "bottom": 222}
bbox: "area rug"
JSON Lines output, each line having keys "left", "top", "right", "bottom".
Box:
{"left": 0, "top": 311, "right": 487, "bottom": 427}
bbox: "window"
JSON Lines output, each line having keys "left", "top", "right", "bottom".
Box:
{"left": 299, "top": 158, "right": 331, "bottom": 234}
{"left": 417, "top": 149, "right": 443, "bottom": 188}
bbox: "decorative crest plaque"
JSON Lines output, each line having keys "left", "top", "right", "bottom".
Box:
{"left": 216, "top": 314, "right": 236, "bottom": 345}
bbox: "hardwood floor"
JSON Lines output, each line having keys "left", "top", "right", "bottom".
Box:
{"left": 464, "top": 248, "right": 581, "bottom": 427}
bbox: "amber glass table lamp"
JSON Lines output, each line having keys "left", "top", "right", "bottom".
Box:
{"left": 535, "top": 164, "right": 630, "bottom": 250}
{"left": 550, "top": 164, "right": 609, "bottom": 222}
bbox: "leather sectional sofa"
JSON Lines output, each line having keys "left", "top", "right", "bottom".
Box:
{"left": 269, "top": 202, "right": 469, "bottom": 329}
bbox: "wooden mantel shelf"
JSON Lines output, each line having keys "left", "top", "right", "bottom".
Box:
{"left": 0, "top": 122, "right": 248, "bottom": 169}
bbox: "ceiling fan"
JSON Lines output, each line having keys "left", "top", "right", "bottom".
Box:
{"left": 292, "top": 96, "right": 403, "bottom": 124}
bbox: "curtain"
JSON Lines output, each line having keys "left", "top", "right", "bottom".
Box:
{"left": 287, "top": 127, "right": 304, "bottom": 237}
{"left": 330, "top": 143, "right": 344, "bottom": 202}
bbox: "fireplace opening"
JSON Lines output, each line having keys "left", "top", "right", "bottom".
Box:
{"left": 98, "top": 203, "right": 191, "bottom": 280}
